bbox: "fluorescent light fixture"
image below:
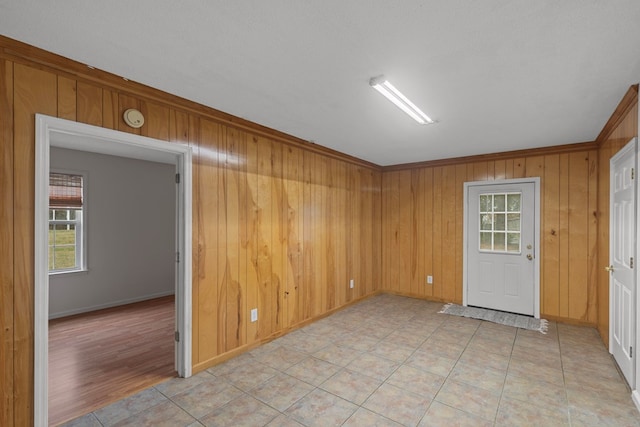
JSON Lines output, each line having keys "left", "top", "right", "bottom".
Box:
{"left": 369, "top": 76, "right": 434, "bottom": 124}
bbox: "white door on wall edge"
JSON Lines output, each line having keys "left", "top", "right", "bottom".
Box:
{"left": 465, "top": 180, "right": 538, "bottom": 317}
{"left": 609, "top": 137, "right": 636, "bottom": 387}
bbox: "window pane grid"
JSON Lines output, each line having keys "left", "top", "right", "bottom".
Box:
{"left": 479, "top": 192, "right": 521, "bottom": 253}
{"left": 49, "top": 172, "right": 84, "bottom": 273}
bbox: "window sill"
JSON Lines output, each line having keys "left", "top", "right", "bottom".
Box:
{"left": 48, "top": 268, "right": 89, "bottom": 277}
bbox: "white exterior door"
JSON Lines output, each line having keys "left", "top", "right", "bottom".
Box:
{"left": 609, "top": 138, "right": 636, "bottom": 386}
{"left": 466, "top": 181, "right": 537, "bottom": 316}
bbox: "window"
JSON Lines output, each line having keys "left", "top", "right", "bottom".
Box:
{"left": 479, "top": 192, "right": 521, "bottom": 253}
{"left": 49, "top": 172, "right": 85, "bottom": 273}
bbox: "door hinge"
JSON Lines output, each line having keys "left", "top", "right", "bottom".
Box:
{"left": 176, "top": 252, "right": 180, "bottom": 263}
{"left": 631, "top": 257, "right": 634, "bottom": 269}
{"left": 631, "top": 346, "right": 633, "bottom": 358}
{"left": 632, "top": 168, "right": 635, "bottom": 180}
{"left": 175, "top": 173, "right": 181, "bottom": 184}
{"left": 175, "top": 331, "right": 180, "bottom": 342}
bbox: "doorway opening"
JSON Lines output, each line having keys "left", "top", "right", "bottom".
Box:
{"left": 34, "top": 115, "right": 193, "bottom": 426}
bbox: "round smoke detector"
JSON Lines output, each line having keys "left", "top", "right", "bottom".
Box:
{"left": 123, "top": 108, "right": 145, "bottom": 128}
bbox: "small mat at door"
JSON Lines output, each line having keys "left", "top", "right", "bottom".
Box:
{"left": 439, "top": 303, "right": 548, "bottom": 334}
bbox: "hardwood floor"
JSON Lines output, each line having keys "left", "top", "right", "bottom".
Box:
{"left": 48, "top": 296, "right": 176, "bottom": 426}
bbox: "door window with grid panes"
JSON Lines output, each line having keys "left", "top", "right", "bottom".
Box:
{"left": 479, "top": 192, "right": 521, "bottom": 253}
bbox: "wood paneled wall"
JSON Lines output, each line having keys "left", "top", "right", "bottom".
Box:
{"left": 0, "top": 37, "right": 381, "bottom": 426}
{"left": 381, "top": 149, "right": 601, "bottom": 324}
{"left": 1, "top": 34, "right": 637, "bottom": 427}
{"left": 596, "top": 86, "right": 639, "bottom": 344}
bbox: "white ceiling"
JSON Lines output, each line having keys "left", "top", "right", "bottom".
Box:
{"left": 2, "top": 1, "right": 640, "bottom": 166}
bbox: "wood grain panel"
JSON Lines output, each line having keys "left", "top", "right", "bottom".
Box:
{"left": 542, "top": 154, "right": 560, "bottom": 317}
{"left": 567, "top": 152, "right": 590, "bottom": 320}
{"left": 216, "top": 126, "right": 228, "bottom": 353}
{"left": 270, "top": 140, "right": 285, "bottom": 331}
{"left": 102, "top": 89, "right": 118, "bottom": 130}
{"left": 140, "top": 101, "right": 170, "bottom": 141}
{"left": 197, "top": 119, "right": 220, "bottom": 361}
{"left": 0, "top": 59, "right": 14, "bottom": 427}
{"left": 586, "top": 150, "right": 598, "bottom": 324}
{"left": 223, "top": 126, "right": 244, "bottom": 351}
{"left": 245, "top": 135, "right": 260, "bottom": 342}
{"left": 14, "top": 62, "right": 58, "bottom": 427}
{"left": 57, "top": 76, "right": 76, "bottom": 120}
{"left": 441, "top": 165, "right": 456, "bottom": 302}
{"left": 423, "top": 168, "right": 434, "bottom": 298}
{"left": 454, "top": 164, "right": 467, "bottom": 303}
{"left": 301, "top": 151, "right": 320, "bottom": 320}
{"left": 285, "top": 146, "right": 303, "bottom": 326}
{"left": 256, "top": 137, "right": 274, "bottom": 338}
{"left": 187, "top": 114, "right": 200, "bottom": 362}
{"left": 76, "top": 82, "right": 102, "bottom": 126}
{"left": 558, "top": 153, "right": 569, "bottom": 318}
{"left": 432, "top": 167, "right": 443, "bottom": 298}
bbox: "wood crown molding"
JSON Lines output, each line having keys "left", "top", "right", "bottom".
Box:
{"left": 382, "top": 140, "right": 599, "bottom": 171}
{"left": 596, "top": 84, "right": 639, "bottom": 145}
{"left": 0, "top": 35, "right": 380, "bottom": 170}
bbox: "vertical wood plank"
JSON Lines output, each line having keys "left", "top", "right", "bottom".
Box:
{"left": 409, "top": 169, "right": 421, "bottom": 295}
{"left": 441, "top": 165, "right": 456, "bottom": 301}
{"left": 432, "top": 167, "right": 443, "bottom": 298}
{"left": 285, "top": 146, "right": 303, "bottom": 326}
{"left": 568, "top": 152, "right": 589, "bottom": 320}
{"left": 256, "top": 137, "right": 274, "bottom": 337}
{"left": 224, "top": 126, "right": 243, "bottom": 350}
{"left": 77, "top": 82, "right": 102, "bottom": 126}
{"left": 57, "top": 76, "right": 76, "bottom": 120}
{"left": 423, "top": 168, "right": 434, "bottom": 298}
{"left": 245, "top": 135, "right": 260, "bottom": 342}
{"left": 102, "top": 89, "right": 118, "bottom": 130}
{"left": 216, "top": 126, "right": 228, "bottom": 353}
{"left": 586, "top": 150, "right": 598, "bottom": 323}
{"left": 271, "top": 140, "right": 285, "bottom": 332}
{"left": 197, "top": 119, "right": 220, "bottom": 360}
{"left": 542, "top": 154, "right": 560, "bottom": 317}
{"left": 302, "top": 151, "right": 314, "bottom": 321}
{"left": 454, "top": 163, "right": 467, "bottom": 303}
{"left": 186, "top": 114, "right": 200, "bottom": 362}
{"left": 169, "top": 109, "right": 190, "bottom": 145}
{"left": 140, "top": 101, "right": 170, "bottom": 141}
{"left": 558, "top": 154, "right": 570, "bottom": 317}
{"left": 14, "top": 63, "right": 57, "bottom": 427}
{"left": 0, "top": 59, "right": 14, "bottom": 427}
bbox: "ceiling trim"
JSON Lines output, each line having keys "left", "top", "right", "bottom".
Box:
{"left": 382, "top": 140, "right": 599, "bottom": 172}
{"left": 0, "top": 35, "right": 380, "bottom": 170}
{"left": 596, "top": 84, "right": 638, "bottom": 145}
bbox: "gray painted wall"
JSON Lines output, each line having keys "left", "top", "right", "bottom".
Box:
{"left": 49, "top": 147, "right": 176, "bottom": 318}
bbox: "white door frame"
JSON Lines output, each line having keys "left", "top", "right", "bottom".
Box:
{"left": 463, "top": 177, "right": 541, "bottom": 318}
{"left": 34, "top": 115, "right": 193, "bottom": 425}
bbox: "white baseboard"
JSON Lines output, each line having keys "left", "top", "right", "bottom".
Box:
{"left": 48, "top": 290, "right": 175, "bottom": 319}
{"left": 633, "top": 390, "right": 640, "bottom": 414}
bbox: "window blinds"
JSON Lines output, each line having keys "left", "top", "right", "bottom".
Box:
{"left": 49, "top": 172, "right": 83, "bottom": 208}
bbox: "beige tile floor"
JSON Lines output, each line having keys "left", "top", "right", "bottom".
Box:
{"left": 61, "top": 294, "right": 640, "bottom": 427}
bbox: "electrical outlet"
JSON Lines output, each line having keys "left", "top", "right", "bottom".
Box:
{"left": 250, "top": 308, "right": 258, "bottom": 322}
{"left": 427, "top": 275, "right": 433, "bottom": 284}
{"left": 349, "top": 279, "right": 354, "bottom": 289}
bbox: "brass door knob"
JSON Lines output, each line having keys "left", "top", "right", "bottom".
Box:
{"left": 605, "top": 265, "right": 614, "bottom": 272}
{"left": 526, "top": 254, "right": 533, "bottom": 260}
